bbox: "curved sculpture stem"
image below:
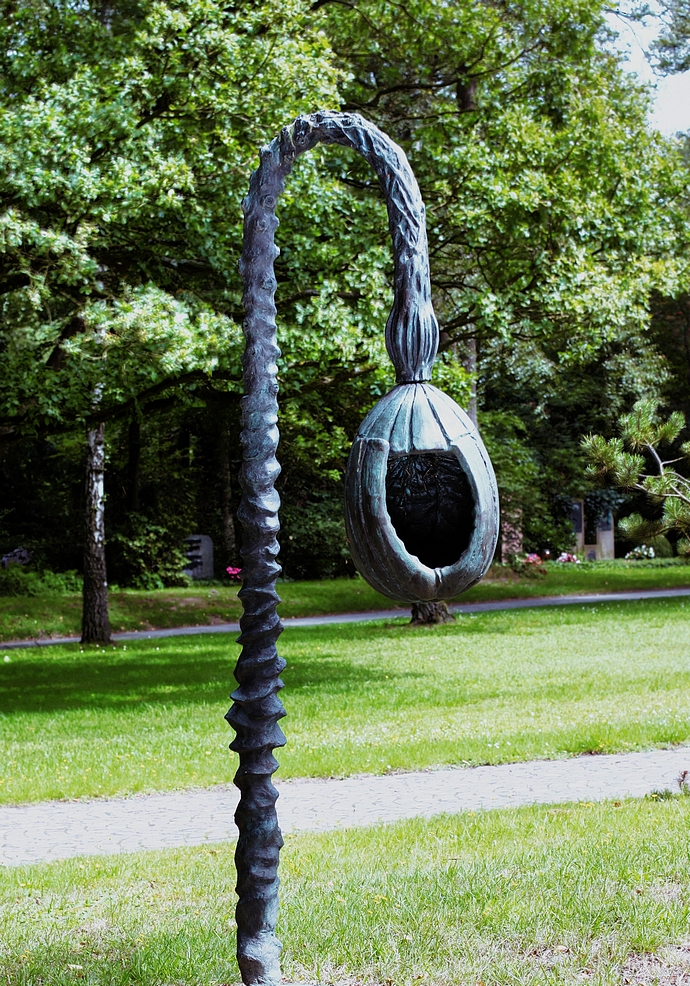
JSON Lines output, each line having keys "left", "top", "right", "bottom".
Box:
{"left": 228, "top": 110, "right": 437, "bottom": 986}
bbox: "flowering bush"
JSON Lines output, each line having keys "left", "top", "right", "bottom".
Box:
{"left": 522, "top": 553, "right": 542, "bottom": 565}
{"left": 510, "top": 552, "right": 546, "bottom": 578}
{"left": 556, "top": 552, "right": 581, "bottom": 564}
{"left": 226, "top": 566, "right": 242, "bottom": 582}
{"left": 625, "top": 544, "right": 655, "bottom": 560}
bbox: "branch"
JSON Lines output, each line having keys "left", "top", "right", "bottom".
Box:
{"left": 645, "top": 441, "right": 665, "bottom": 475}
{"left": 0, "top": 369, "right": 241, "bottom": 436}
{"left": 91, "top": 369, "right": 240, "bottom": 424}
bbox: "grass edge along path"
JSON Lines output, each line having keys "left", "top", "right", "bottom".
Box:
{"left": 1, "top": 797, "right": 689, "bottom": 985}
{"left": 5, "top": 585, "right": 690, "bottom": 650}
{"left": 3, "top": 559, "right": 690, "bottom": 643}
{"left": 1, "top": 597, "right": 690, "bottom": 805}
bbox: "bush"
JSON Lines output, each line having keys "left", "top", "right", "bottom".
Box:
{"left": 278, "top": 496, "right": 354, "bottom": 580}
{"left": 110, "top": 516, "right": 190, "bottom": 589}
{"left": 648, "top": 534, "right": 674, "bottom": 558}
{"left": 624, "top": 540, "right": 675, "bottom": 560}
{"left": 625, "top": 544, "right": 656, "bottom": 560}
{"left": 0, "top": 566, "right": 82, "bottom": 597}
{"left": 509, "top": 553, "right": 547, "bottom": 578}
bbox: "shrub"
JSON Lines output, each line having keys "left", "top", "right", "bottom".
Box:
{"left": 625, "top": 544, "right": 656, "bottom": 560}
{"left": 278, "top": 496, "right": 354, "bottom": 580}
{"left": 556, "top": 552, "right": 580, "bottom": 563}
{"left": 0, "top": 566, "right": 82, "bottom": 596}
{"left": 509, "top": 553, "right": 547, "bottom": 578}
{"left": 110, "top": 516, "right": 190, "bottom": 589}
{"left": 648, "top": 534, "right": 674, "bottom": 558}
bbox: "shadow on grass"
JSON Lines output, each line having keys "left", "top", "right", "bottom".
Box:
{"left": 0, "top": 633, "right": 408, "bottom": 715}
{"left": 2, "top": 602, "right": 683, "bottom": 716}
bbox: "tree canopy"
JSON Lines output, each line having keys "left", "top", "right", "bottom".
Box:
{"left": 651, "top": 0, "right": 690, "bottom": 73}
{"left": 0, "top": 0, "right": 340, "bottom": 439}
{"left": 309, "top": 0, "right": 690, "bottom": 546}
{"left": 2, "top": 0, "right": 690, "bottom": 579}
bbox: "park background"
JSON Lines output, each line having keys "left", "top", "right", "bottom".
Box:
{"left": 4, "top": 0, "right": 690, "bottom": 601}
{"left": 3, "top": 2, "right": 690, "bottom": 985}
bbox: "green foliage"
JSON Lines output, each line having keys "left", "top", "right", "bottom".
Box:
{"left": 618, "top": 513, "right": 665, "bottom": 544}
{"left": 316, "top": 0, "right": 690, "bottom": 353}
{"left": 313, "top": 0, "right": 690, "bottom": 545}
{"left": 584, "top": 398, "right": 690, "bottom": 546}
{"left": 0, "top": 0, "right": 341, "bottom": 437}
{"left": 619, "top": 399, "right": 685, "bottom": 451}
{"left": 0, "top": 566, "right": 82, "bottom": 597}
{"left": 649, "top": 534, "right": 675, "bottom": 558}
{"left": 279, "top": 496, "right": 353, "bottom": 581}
{"left": 479, "top": 411, "right": 575, "bottom": 552}
{"left": 2, "top": 0, "right": 690, "bottom": 581}
{"left": 111, "top": 516, "right": 190, "bottom": 589}
{"left": 650, "top": 0, "right": 690, "bottom": 73}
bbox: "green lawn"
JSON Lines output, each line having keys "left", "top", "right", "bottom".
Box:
{"left": 1, "top": 559, "right": 690, "bottom": 642}
{"left": 1, "top": 597, "right": 689, "bottom": 804}
{"left": 2, "top": 797, "right": 689, "bottom": 985}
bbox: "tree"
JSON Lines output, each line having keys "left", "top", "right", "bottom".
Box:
{"left": 0, "top": 0, "right": 343, "bottom": 629}
{"left": 583, "top": 398, "right": 690, "bottom": 552}
{"left": 82, "top": 419, "right": 110, "bottom": 643}
{"left": 0, "top": 0, "right": 342, "bottom": 439}
{"left": 309, "top": 0, "right": 690, "bottom": 552}
{"left": 650, "top": 0, "right": 690, "bottom": 73}
{"left": 3, "top": 0, "right": 690, "bottom": 603}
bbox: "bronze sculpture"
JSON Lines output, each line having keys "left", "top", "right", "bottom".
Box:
{"left": 228, "top": 110, "right": 499, "bottom": 986}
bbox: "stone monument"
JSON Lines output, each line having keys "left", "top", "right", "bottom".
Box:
{"left": 183, "top": 535, "right": 214, "bottom": 580}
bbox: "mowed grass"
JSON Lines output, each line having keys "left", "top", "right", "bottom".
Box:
{"left": 1, "top": 598, "right": 690, "bottom": 804}
{"left": 2, "top": 798, "right": 690, "bottom": 985}
{"left": 2, "top": 559, "right": 690, "bottom": 642}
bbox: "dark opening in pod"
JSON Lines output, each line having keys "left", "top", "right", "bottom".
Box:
{"left": 385, "top": 451, "right": 476, "bottom": 569}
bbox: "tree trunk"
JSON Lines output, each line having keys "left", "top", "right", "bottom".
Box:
{"left": 126, "top": 418, "right": 141, "bottom": 513}
{"left": 218, "top": 412, "right": 238, "bottom": 567}
{"left": 410, "top": 600, "right": 454, "bottom": 625}
{"left": 82, "top": 421, "right": 111, "bottom": 644}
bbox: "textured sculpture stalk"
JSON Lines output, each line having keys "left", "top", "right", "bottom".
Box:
{"left": 228, "top": 110, "right": 498, "bottom": 986}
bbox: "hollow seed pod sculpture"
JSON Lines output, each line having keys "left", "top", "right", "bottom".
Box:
{"left": 346, "top": 381, "right": 499, "bottom": 601}
{"left": 229, "top": 111, "right": 499, "bottom": 986}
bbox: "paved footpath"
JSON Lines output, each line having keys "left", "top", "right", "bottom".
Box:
{"left": 3, "top": 586, "right": 690, "bottom": 650}
{"left": 1, "top": 748, "right": 688, "bottom": 867}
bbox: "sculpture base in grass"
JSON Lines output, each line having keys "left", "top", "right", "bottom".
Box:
{"left": 410, "top": 600, "right": 454, "bottom": 625}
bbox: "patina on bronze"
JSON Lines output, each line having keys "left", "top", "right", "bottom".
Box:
{"left": 228, "top": 110, "right": 499, "bottom": 986}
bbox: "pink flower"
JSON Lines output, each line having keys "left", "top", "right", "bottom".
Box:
{"left": 226, "top": 566, "right": 242, "bottom": 581}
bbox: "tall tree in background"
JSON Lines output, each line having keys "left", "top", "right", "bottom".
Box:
{"left": 82, "top": 419, "right": 110, "bottom": 643}
{"left": 0, "top": 0, "right": 342, "bottom": 625}
{"left": 311, "top": 0, "right": 690, "bottom": 549}
{"left": 651, "top": 0, "right": 690, "bottom": 72}
{"left": 2, "top": 0, "right": 690, "bottom": 594}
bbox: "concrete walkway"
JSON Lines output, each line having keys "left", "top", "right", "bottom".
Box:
{"left": 3, "top": 586, "right": 690, "bottom": 650}
{"left": 1, "top": 747, "right": 688, "bottom": 866}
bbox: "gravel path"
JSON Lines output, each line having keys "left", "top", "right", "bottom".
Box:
{"left": 2, "top": 747, "right": 688, "bottom": 866}
{"left": 3, "top": 586, "right": 690, "bottom": 650}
